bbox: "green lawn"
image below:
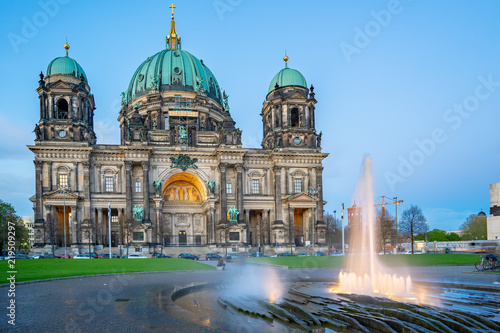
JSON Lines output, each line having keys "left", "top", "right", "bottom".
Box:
{"left": 246, "top": 254, "right": 482, "bottom": 269}
{"left": 0, "top": 258, "right": 214, "bottom": 283}
{"left": 1, "top": 254, "right": 485, "bottom": 284}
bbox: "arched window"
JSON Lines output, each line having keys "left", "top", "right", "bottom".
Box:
{"left": 291, "top": 108, "right": 299, "bottom": 127}
{"left": 56, "top": 99, "right": 69, "bottom": 119}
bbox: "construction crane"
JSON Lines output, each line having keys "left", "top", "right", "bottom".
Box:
{"left": 374, "top": 196, "right": 403, "bottom": 211}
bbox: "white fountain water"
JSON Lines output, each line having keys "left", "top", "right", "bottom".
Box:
{"left": 229, "top": 263, "right": 287, "bottom": 303}
{"left": 337, "top": 156, "right": 412, "bottom": 297}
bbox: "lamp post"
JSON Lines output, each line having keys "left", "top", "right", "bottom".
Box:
{"left": 341, "top": 203, "right": 345, "bottom": 255}
{"left": 58, "top": 185, "right": 70, "bottom": 258}
{"left": 393, "top": 196, "right": 399, "bottom": 254}
{"left": 333, "top": 210, "right": 336, "bottom": 254}
{"left": 108, "top": 203, "right": 112, "bottom": 258}
{"left": 308, "top": 187, "right": 318, "bottom": 256}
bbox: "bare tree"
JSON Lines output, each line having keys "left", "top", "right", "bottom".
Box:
{"left": 156, "top": 219, "right": 170, "bottom": 257}
{"left": 80, "top": 219, "right": 96, "bottom": 257}
{"left": 377, "top": 209, "right": 396, "bottom": 253}
{"left": 400, "top": 205, "right": 427, "bottom": 254}
{"left": 123, "top": 218, "right": 137, "bottom": 258}
{"left": 44, "top": 214, "right": 58, "bottom": 256}
{"left": 324, "top": 211, "right": 342, "bottom": 252}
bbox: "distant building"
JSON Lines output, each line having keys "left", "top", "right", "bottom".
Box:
{"left": 446, "top": 230, "right": 465, "bottom": 237}
{"left": 22, "top": 216, "right": 35, "bottom": 250}
{"left": 488, "top": 183, "right": 500, "bottom": 240}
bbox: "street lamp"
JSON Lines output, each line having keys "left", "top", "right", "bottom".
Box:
{"left": 308, "top": 187, "right": 318, "bottom": 256}
{"left": 393, "top": 196, "right": 399, "bottom": 254}
{"left": 341, "top": 203, "right": 345, "bottom": 255}
{"left": 58, "top": 184, "right": 70, "bottom": 258}
{"left": 333, "top": 210, "right": 336, "bottom": 254}
{"left": 425, "top": 221, "right": 428, "bottom": 243}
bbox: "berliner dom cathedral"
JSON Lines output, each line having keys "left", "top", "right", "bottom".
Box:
{"left": 29, "top": 6, "right": 328, "bottom": 255}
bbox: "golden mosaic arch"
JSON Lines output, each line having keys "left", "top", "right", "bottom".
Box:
{"left": 161, "top": 172, "right": 207, "bottom": 203}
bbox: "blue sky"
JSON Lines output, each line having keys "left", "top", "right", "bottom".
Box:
{"left": 1, "top": 0, "right": 499, "bottom": 230}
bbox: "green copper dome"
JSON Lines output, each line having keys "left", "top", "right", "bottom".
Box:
{"left": 46, "top": 55, "right": 87, "bottom": 83}
{"left": 126, "top": 49, "right": 222, "bottom": 105}
{"left": 268, "top": 67, "right": 307, "bottom": 93}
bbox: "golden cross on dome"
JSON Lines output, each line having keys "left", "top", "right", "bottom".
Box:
{"left": 169, "top": 3, "right": 176, "bottom": 19}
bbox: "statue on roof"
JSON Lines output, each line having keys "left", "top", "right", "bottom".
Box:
{"left": 179, "top": 125, "right": 187, "bottom": 144}
{"left": 207, "top": 181, "right": 215, "bottom": 195}
{"left": 222, "top": 90, "right": 230, "bottom": 111}
{"left": 153, "top": 180, "right": 162, "bottom": 195}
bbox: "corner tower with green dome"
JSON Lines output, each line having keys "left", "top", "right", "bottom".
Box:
{"left": 34, "top": 42, "right": 96, "bottom": 145}
{"left": 262, "top": 55, "right": 319, "bottom": 150}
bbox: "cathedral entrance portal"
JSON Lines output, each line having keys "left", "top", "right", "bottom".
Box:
{"left": 294, "top": 208, "right": 306, "bottom": 246}
{"left": 160, "top": 172, "right": 208, "bottom": 247}
{"left": 179, "top": 230, "right": 187, "bottom": 245}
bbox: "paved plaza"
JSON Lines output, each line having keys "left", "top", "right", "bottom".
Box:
{"left": 1, "top": 263, "right": 499, "bottom": 332}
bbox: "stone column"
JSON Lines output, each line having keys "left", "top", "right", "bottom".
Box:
{"left": 264, "top": 209, "right": 270, "bottom": 245}
{"left": 316, "top": 167, "right": 324, "bottom": 223}
{"left": 125, "top": 161, "right": 132, "bottom": 220}
{"left": 236, "top": 164, "right": 243, "bottom": 222}
{"left": 70, "top": 205, "right": 77, "bottom": 245}
{"left": 245, "top": 209, "right": 250, "bottom": 244}
{"left": 68, "top": 96, "right": 73, "bottom": 119}
{"left": 97, "top": 208, "right": 103, "bottom": 245}
{"left": 73, "top": 162, "right": 78, "bottom": 194}
{"left": 82, "top": 161, "right": 91, "bottom": 221}
{"left": 48, "top": 95, "right": 54, "bottom": 119}
{"left": 263, "top": 168, "right": 269, "bottom": 195}
{"left": 288, "top": 205, "right": 294, "bottom": 246}
{"left": 95, "top": 163, "right": 101, "bottom": 193}
{"left": 273, "top": 166, "right": 282, "bottom": 222}
{"left": 34, "top": 161, "right": 44, "bottom": 230}
{"left": 285, "top": 167, "right": 289, "bottom": 195}
{"left": 219, "top": 163, "right": 227, "bottom": 224}
{"left": 46, "top": 161, "right": 52, "bottom": 192}
{"left": 118, "top": 208, "right": 124, "bottom": 247}
{"left": 306, "top": 167, "right": 312, "bottom": 190}
{"left": 142, "top": 161, "right": 150, "bottom": 222}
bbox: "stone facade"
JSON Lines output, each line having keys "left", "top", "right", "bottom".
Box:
{"left": 28, "top": 17, "right": 328, "bottom": 255}
{"left": 488, "top": 183, "right": 500, "bottom": 240}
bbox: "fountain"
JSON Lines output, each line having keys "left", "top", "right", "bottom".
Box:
{"left": 337, "top": 156, "right": 413, "bottom": 297}
{"left": 158, "top": 158, "right": 500, "bottom": 332}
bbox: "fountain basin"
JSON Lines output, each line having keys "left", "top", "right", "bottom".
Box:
{"left": 159, "top": 278, "right": 500, "bottom": 332}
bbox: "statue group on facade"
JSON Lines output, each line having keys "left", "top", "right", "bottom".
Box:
{"left": 133, "top": 205, "right": 144, "bottom": 221}
{"left": 228, "top": 206, "right": 239, "bottom": 222}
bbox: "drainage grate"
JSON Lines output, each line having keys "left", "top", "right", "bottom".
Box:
{"left": 115, "top": 298, "right": 130, "bottom": 302}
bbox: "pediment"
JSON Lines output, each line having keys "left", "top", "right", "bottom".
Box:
{"left": 283, "top": 192, "right": 317, "bottom": 203}
{"left": 43, "top": 189, "right": 80, "bottom": 201}
{"left": 284, "top": 91, "right": 308, "bottom": 100}
{"left": 49, "top": 80, "right": 72, "bottom": 89}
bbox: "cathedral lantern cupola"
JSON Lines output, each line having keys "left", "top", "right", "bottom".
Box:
{"left": 261, "top": 54, "right": 319, "bottom": 149}
{"left": 35, "top": 42, "right": 96, "bottom": 144}
{"left": 166, "top": 3, "right": 181, "bottom": 50}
